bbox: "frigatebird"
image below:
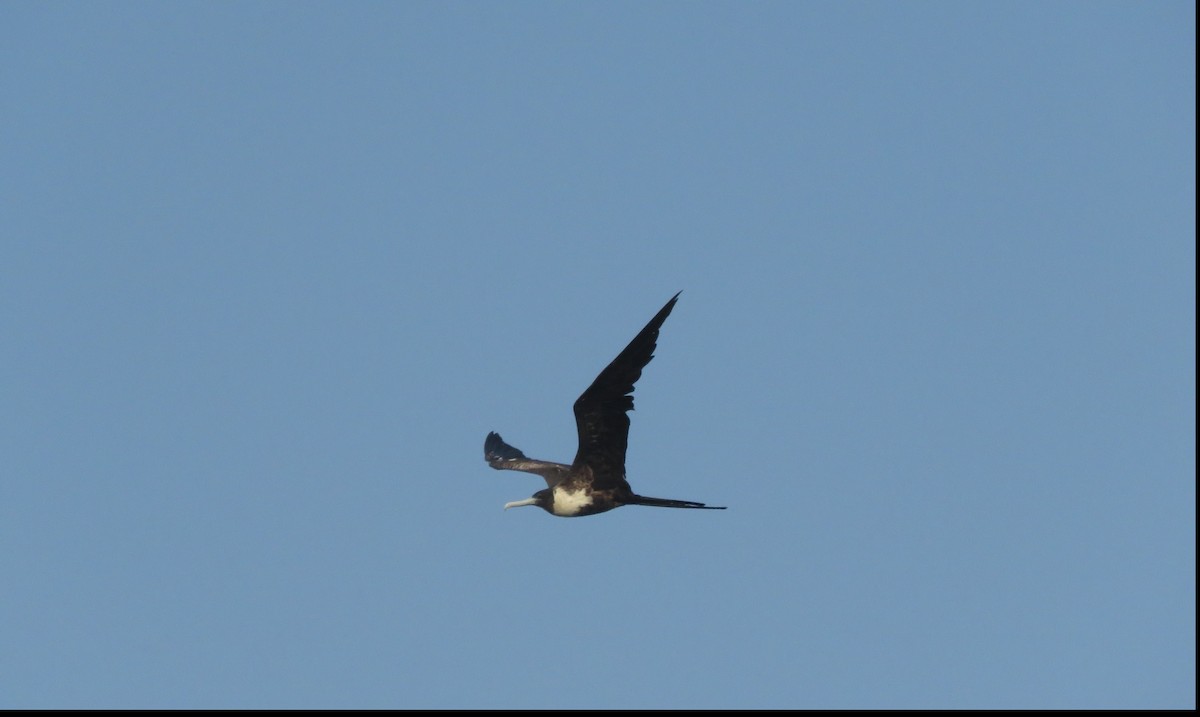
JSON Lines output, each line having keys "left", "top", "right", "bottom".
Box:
{"left": 484, "top": 292, "right": 725, "bottom": 517}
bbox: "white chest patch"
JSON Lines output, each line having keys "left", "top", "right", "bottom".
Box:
{"left": 552, "top": 486, "right": 594, "bottom": 517}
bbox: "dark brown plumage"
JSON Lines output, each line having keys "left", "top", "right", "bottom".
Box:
{"left": 484, "top": 292, "right": 725, "bottom": 517}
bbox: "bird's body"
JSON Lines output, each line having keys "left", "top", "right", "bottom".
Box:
{"left": 484, "top": 292, "right": 725, "bottom": 517}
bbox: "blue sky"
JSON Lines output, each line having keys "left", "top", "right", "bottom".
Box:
{"left": 1, "top": 1, "right": 1194, "bottom": 709}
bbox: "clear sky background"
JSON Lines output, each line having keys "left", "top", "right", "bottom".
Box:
{"left": 1, "top": 1, "right": 1194, "bottom": 709}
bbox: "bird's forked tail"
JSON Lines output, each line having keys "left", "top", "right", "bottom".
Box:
{"left": 627, "top": 495, "right": 726, "bottom": 510}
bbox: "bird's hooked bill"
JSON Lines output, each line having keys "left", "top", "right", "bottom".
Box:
{"left": 503, "top": 497, "right": 539, "bottom": 510}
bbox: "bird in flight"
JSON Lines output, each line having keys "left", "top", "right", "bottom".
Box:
{"left": 484, "top": 292, "right": 725, "bottom": 517}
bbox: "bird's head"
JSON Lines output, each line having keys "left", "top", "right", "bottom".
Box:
{"left": 504, "top": 488, "right": 553, "bottom": 513}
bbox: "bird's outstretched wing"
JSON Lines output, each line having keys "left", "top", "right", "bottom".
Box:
{"left": 571, "top": 292, "right": 680, "bottom": 490}
{"left": 484, "top": 431, "right": 571, "bottom": 488}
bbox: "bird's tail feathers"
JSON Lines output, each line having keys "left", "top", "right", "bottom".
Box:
{"left": 628, "top": 494, "right": 726, "bottom": 510}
